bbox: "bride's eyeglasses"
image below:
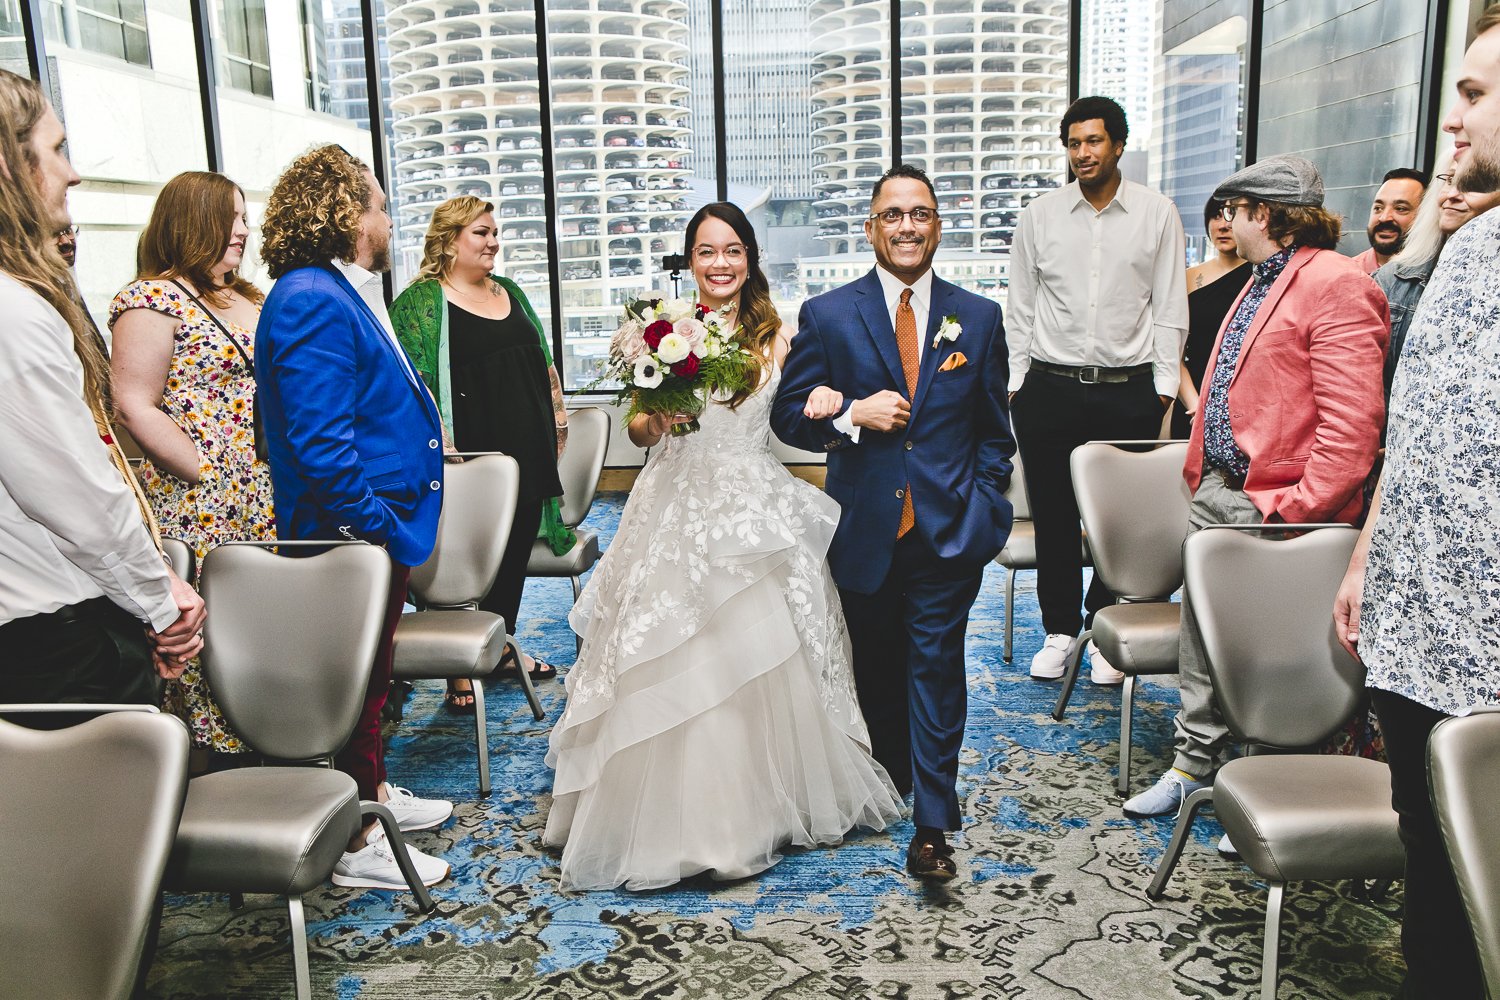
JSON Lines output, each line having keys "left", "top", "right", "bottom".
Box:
{"left": 693, "top": 244, "right": 748, "bottom": 264}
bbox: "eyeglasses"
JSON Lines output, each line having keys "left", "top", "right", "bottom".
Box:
{"left": 1437, "top": 172, "right": 1455, "bottom": 185}
{"left": 693, "top": 244, "right": 747, "bottom": 264}
{"left": 1219, "top": 200, "right": 1253, "bottom": 222}
{"left": 869, "top": 207, "right": 939, "bottom": 227}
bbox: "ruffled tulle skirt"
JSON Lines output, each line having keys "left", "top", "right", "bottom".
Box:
{"left": 543, "top": 418, "right": 904, "bottom": 892}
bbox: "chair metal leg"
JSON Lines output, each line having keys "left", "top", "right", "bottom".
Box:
{"left": 1117, "top": 674, "right": 1136, "bottom": 795}
{"left": 510, "top": 639, "right": 545, "bottom": 721}
{"left": 1051, "top": 630, "right": 1090, "bottom": 721}
{"left": 570, "top": 575, "right": 583, "bottom": 654}
{"left": 1003, "top": 568, "right": 1016, "bottom": 662}
{"left": 361, "top": 801, "right": 436, "bottom": 914}
{"left": 229, "top": 891, "right": 245, "bottom": 910}
{"left": 1260, "top": 882, "right": 1285, "bottom": 1000}
{"left": 287, "top": 894, "right": 311, "bottom": 1000}
{"left": 1145, "top": 785, "right": 1215, "bottom": 899}
{"left": 472, "top": 679, "right": 491, "bottom": 797}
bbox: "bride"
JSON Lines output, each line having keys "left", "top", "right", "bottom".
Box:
{"left": 543, "top": 202, "right": 905, "bottom": 891}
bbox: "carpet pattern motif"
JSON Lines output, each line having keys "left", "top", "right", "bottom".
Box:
{"left": 146, "top": 493, "right": 1403, "bottom": 999}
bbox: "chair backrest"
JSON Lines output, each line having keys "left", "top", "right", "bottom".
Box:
{"left": 1004, "top": 448, "right": 1031, "bottom": 520}
{"left": 199, "top": 542, "right": 391, "bottom": 761}
{"left": 1184, "top": 524, "right": 1364, "bottom": 748}
{"left": 1429, "top": 708, "right": 1500, "bottom": 996}
{"left": 0, "top": 712, "right": 189, "bottom": 1000}
{"left": 1070, "top": 441, "right": 1190, "bottom": 599}
{"left": 557, "top": 406, "right": 610, "bottom": 528}
{"left": 408, "top": 453, "right": 519, "bottom": 608}
{"left": 161, "top": 537, "right": 194, "bottom": 581}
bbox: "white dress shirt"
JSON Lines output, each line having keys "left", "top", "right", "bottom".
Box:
{"left": 1006, "top": 177, "right": 1188, "bottom": 396}
{"left": 833, "top": 264, "right": 935, "bottom": 443}
{"left": 331, "top": 258, "right": 419, "bottom": 384}
{"left": 0, "top": 272, "right": 178, "bottom": 630}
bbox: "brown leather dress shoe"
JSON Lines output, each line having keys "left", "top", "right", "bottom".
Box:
{"left": 905, "top": 832, "right": 957, "bottom": 880}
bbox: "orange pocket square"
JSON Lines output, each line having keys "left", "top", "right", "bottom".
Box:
{"left": 938, "top": 352, "right": 968, "bottom": 373}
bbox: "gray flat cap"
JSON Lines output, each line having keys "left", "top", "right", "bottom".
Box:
{"left": 1212, "top": 154, "right": 1325, "bottom": 207}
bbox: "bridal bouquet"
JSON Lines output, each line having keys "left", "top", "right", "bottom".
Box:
{"left": 597, "top": 295, "right": 757, "bottom": 436}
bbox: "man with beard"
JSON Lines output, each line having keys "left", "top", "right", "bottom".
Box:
{"left": 1005, "top": 95, "right": 1188, "bottom": 687}
{"left": 1351, "top": 168, "right": 1427, "bottom": 273}
{"left": 1335, "top": 7, "right": 1500, "bottom": 996}
{"left": 55, "top": 225, "right": 76, "bottom": 267}
{"left": 255, "top": 145, "right": 452, "bottom": 891}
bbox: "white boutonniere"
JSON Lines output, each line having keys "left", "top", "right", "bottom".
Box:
{"left": 932, "top": 314, "right": 962, "bottom": 350}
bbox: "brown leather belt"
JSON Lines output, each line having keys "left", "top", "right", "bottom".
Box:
{"left": 1029, "top": 359, "right": 1154, "bottom": 384}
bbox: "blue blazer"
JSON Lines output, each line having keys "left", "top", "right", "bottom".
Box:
{"left": 255, "top": 265, "right": 444, "bottom": 568}
{"left": 771, "top": 269, "right": 1015, "bottom": 594}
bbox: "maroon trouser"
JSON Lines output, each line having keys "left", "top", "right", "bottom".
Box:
{"left": 335, "top": 562, "right": 410, "bottom": 800}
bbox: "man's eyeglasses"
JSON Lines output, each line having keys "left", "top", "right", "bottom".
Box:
{"left": 1437, "top": 172, "right": 1455, "bottom": 185}
{"left": 693, "top": 244, "right": 747, "bottom": 264}
{"left": 869, "top": 207, "right": 939, "bottom": 227}
{"left": 1219, "top": 200, "right": 1253, "bottom": 222}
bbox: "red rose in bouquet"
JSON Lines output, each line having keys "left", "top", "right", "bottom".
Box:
{"left": 643, "top": 319, "right": 672, "bottom": 350}
{"left": 671, "top": 354, "right": 700, "bottom": 378}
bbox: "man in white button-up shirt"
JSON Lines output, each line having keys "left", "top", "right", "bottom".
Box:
{"left": 0, "top": 70, "right": 204, "bottom": 710}
{"left": 1006, "top": 96, "right": 1188, "bottom": 685}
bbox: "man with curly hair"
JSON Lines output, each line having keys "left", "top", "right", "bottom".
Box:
{"left": 255, "top": 145, "right": 452, "bottom": 890}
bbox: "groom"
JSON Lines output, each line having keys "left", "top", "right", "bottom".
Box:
{"left": 772, "top": 164, "right": 1014, "bottom": 879}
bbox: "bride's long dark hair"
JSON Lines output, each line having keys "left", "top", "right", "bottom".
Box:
{"left": 684, "top": 202, "right": 779, "bottom": 410}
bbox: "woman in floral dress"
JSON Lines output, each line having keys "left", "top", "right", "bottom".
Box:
{"left": 110, "top": 171, "right": 273, "bottom": 761}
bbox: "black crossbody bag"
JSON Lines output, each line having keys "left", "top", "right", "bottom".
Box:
{"left": 169, "top": 280, "right": 267, "bottom": 463}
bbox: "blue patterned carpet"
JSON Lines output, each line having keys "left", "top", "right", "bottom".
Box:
{"left": 146, "top": 493, "right": 1403, "bottom": 999}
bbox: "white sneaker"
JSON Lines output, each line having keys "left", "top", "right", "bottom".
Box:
{"left": 1030, "top": 634, "right": 1074, "bottom": 680}
{"left": 1218, "top": 833, "right": 1241, "bottom": 859}
{"left": 331, "top": 825, "right": 449, "bottom": 889}
{"left": 1087, "top": 640, "right": 1126, "bottom": 685}
{"left": 381, "top": 782, "right": 453, "bottom": 832}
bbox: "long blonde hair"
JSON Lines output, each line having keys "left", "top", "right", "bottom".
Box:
{"left": 0, "top": 70, "right": 108, "bottom": 413}
{"left": 417, "top": 195, "right": 494, "bottom": 282}
{"left": 1388, "top": 151, "right": 1454, "bottom": 279}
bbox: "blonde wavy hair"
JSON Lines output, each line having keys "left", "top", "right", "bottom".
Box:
{"left": 0, "top": 70, "right": 107, "bottom": 413}
{"left": 416, "top": 195, "right": 494, "bottom": 282}
{"left": 260, "top": 145, "right": 371, "bottom": 278}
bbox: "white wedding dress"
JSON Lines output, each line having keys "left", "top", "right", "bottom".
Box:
{"left": 544, "top": 367, "right": 905, "bottom": 891}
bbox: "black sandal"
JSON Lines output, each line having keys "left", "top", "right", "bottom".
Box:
{"left": 500, "top": 648, "right": 558, "bottom": 681}
{"left": 444, "top": 680, "right": 477, "bottom": 714}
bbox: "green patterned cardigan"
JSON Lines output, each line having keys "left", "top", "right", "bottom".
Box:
{"left": 390, "top": 275, "right": 576, "bottom": 556}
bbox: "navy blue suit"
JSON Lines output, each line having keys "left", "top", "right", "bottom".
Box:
{"left": 255, "top": 265, "right": 444, "bottom": 568}
{"left": 771, "top": 267, "right": 1014, "bottom": 829}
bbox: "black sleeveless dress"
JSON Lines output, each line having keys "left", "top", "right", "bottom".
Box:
{"left": 447, "top": 302, "right": 563, "bottom": 503}
{"left": 1173, "top": 262, "right": 1253, "bottom": 440}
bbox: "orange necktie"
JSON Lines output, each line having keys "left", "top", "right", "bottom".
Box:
{"left": 895, "top": 288, "right": 918, "bottom": 538}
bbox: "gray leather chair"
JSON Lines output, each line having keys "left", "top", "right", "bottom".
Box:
{"left": 993, "top": 451, "right": 1091, "bottom": 662}
{"left": 393, "top": 453, "right": 532, "bottom": 796}
{"left": 0, "top": 710, "right": 189, "bottom": 1000}
{"left": 1146, "top": 524, "right": 1404, "bottom": 1000}
{"left": 526, "top": 406, "right": 611, "bottom": 652}
{"left": 161, "top": 536, "right": 194, "bottom": 581}
{"left": 165, "top": 541, "right": 435, "bottom": 1000}
{"left": 1428, "top": 707, "right": 1500, "bottom": 996}
{"left": 1051, "top": 441, "right": 1190, "bottom": 794}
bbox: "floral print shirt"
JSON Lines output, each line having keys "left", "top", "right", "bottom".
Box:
{"left": 1362, "top": 211, "right": 1500, "bottom": 715}
{"left": 1201, "top": 246, "right": 1297, "bottom": 479}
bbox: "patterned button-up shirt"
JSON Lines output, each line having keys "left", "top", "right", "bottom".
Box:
{"left": 1201, "top": 246, "right": 1297, "bottom": 478}
{"left": 1362, "top": 211, "right": 1500, "bottom": 715}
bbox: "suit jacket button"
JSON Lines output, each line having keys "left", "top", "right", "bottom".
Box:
{"left": 904, "top": 441, "right": 913, "bottom": 451}
{"left": 895, "top": 488, "right": 904, "bottom": 499}
{"left": 429, "top": 439, "right": 439, "bottom": 449}
{"left": 430, "top": 480, "right": 441, "bottom": 490}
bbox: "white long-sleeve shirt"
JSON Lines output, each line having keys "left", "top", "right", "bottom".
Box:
{"left": 0, "top": 272, "right": 177, "bottom": 630}
{"left": 831, "top": 264, "right": 935, "bottom": 443}
{"left": 1006, "top": 177, "right": 1188, "bottom": 397}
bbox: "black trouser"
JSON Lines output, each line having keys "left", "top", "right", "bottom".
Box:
{"left": 479, "top": 497, "right": 546, "bottom": 634}
{"left": 0, "top": 597, "right": 159, "bottom": 726}
{"left": 1010, "top": 368, "right": 1168, "bottom": 636}
{"left": 1369, "top": 688, "right": 1485, "bottom": 1000}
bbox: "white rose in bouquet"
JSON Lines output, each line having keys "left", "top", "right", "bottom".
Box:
{"left": 655, "top": 331, "right": 692, "bottom": 364}
{"left": 674, "top": 317, "right": 710, "bottom": 358}
{"left": 663, "top": 298, "right": 694, "bottom": 322}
